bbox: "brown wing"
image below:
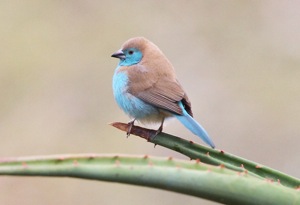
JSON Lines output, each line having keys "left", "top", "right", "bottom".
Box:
{"left": 129, "top": 77, "right": 193, "bottom": 116}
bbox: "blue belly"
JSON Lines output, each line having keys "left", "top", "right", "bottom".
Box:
{"left": 112, "top": 70, "right": 160, "bottom": 120}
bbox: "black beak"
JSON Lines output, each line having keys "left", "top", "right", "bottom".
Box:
{"left": 111, "top": 49, "right": 125, "bottom": 60}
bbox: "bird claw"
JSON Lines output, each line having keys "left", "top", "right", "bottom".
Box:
{"left": 126, "top": 119, "right": 135, "bottom": 138}
{"left": 126, "top": 132, "right": 130, "bottom": 138}
{"left": 149, "top": 122, "right": 163, "bottom": 141}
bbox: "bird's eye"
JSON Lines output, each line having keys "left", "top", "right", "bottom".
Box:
{"left": 128, "top": 50, "right": 134, "bottom": 55}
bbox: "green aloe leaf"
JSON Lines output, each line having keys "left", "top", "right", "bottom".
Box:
{"left": 111, "top": 122, "right": 300, "bottom": 189}
{"left": 0, "top": 154, "right": 299, "bottom": 205}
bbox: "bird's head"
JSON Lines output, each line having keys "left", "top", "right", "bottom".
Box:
{"left": 111, "top": 37, "right": 151, "bottom": 66}
{"left": 111, "top": 47, "right": 143, "bottom": 66}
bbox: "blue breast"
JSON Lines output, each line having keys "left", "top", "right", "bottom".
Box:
{"left": 112, "top": 67, "right": 159, "bottom": 120}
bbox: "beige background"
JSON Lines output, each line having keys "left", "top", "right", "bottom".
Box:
{"left": 0, "top": 1, "right": 299, "bottom": 205}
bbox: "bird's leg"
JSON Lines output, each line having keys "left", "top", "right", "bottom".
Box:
{"left": 150, "top": 118, "right": 165, "bottom": 140}
{"left": 127, "top": 119, "right": 135, "bottom": 137}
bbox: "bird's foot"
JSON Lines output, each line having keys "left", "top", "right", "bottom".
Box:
{"left": 126, "top": 119, "right": 135, "bottom": 137}
{"left": 148, "top": 123, "right": 163, "bottom": 141}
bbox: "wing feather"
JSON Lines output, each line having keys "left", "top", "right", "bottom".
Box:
{"left": 130, "top": 78, "right": 188, "bottom": 115}
{"left": 127, "top": 65, "right": 193, "bottom": 116}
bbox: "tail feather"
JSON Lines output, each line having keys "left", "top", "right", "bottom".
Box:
{"left": 176, "top": 103, "right": 215, "bottom": 148}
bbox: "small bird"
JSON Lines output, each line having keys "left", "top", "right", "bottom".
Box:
{"left": 111, "top": 37, "right": 215, "bottom": 148}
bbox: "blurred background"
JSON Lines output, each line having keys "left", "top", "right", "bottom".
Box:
{"left": 0, "top": 1, "right": 299, "bottom": 204}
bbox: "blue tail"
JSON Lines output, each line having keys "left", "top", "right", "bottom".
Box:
{"left": 176, "top": 102, "right": 215, "bottom": 148}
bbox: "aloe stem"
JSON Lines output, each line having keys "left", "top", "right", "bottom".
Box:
{"left": 0, "top": 154, "right": 299, "bottom": 205}
{"left": 111, "top": 122, "right": 300, "bottom": 189}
